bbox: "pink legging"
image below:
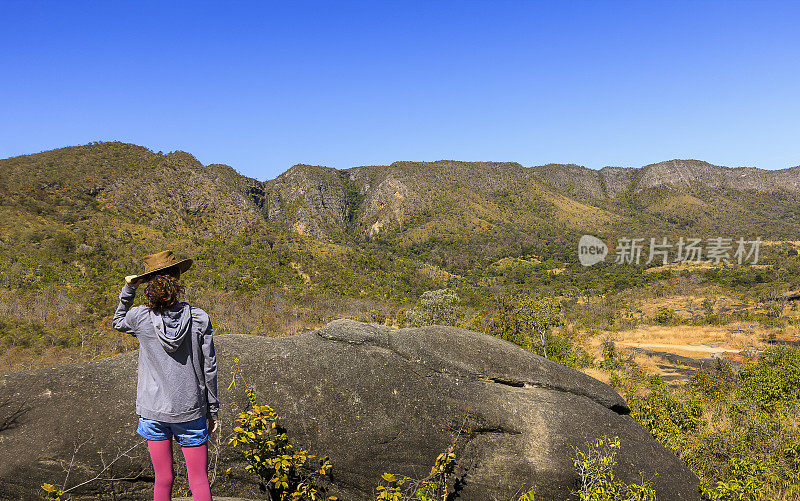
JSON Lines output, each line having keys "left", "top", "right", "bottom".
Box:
{"left": 147, "top": 438, "right": 212, "bottom": 501}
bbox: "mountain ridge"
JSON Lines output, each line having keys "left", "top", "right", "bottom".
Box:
{"left": 3, "top": 142, "right": 800, "bottom": 268}
{"left": 262, "top": 157, "right": 800, "bottom": 244}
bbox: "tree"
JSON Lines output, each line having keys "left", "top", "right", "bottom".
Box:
{"left": 514, "top": 296, "right": 564, "bottom": 359}
{"left": 410, "top": 289, "right": 460, "bottom": 326}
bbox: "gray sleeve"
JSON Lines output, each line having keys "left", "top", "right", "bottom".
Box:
{"left": 112, "top": 284, "right": 139, "bottom": 336}
{"left": 202, "top": 317, "right": 219, "bottom": 420}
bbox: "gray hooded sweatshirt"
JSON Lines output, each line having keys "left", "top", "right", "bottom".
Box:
{"left": 112, "top": 284, "right": 219, "bottom": 423}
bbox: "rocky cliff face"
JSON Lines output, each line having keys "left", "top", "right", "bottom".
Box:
{"left": 262, "top": 160, "right": 532, "bottom": 240}
{"left": 261, "top": 158, "right": 800, "bottom": 241}
{"left": 261, "top": 164, "right": 354, "bottom": 240}
{"left": 635, "top": 159, "right": 800, "bottom": 192}
{"left": 347, "top": 166, "right": 420, "bottom": 236}
{"left": 598, "top": 166, "right": 639, "bottom": 198}
{"left": 528, "top": 159, "right": 800, "bottom": 201}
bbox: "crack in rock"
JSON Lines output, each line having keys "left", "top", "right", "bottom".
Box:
{"left": 468, "top": 426, "right": 522, "bottom": 436}
{"left": 484, "top": 377, "right": 631, "bottom": 416}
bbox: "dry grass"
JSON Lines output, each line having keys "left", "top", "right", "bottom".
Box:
{"left": 630, "top": 352, "right": 696, "bottom": 382}
{"left": 579, "top": 367, "right": 612, "bottom": 385}
{"left": 186, "top": 287, "right": 395, "bottom": 338}
{"left": 761, "top": 240, "right": 800, "bottom": 247}
{"left": 0, "top": 317, "right": 139, "bottom": 374}
{"left": 0, "top": 283, "right": 400, "bottom": 374}
{"left": 632, "top": 291, "right": 764, "bottom": 320}
{"left": 578, "top": 319, "right": 775, "bottom": 370}
{"left": 628, "top": 353, "right": 668, "bottom": 373}
{"left": 0, "top": 345, "right": 85, "bottom": 373}
{"left": 595, "top": 324, "right": 757, "bottom": 350}
{"left": 0, "top": 286, "right": 83, "bottom": 327}
{"left": 574, "top": 284, "right": 800, "bottom": 376}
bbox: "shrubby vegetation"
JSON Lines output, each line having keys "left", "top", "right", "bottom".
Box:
{"left": 408, "top": 289, "right": 460, "bottom": 326}
{"left": 572, "top": 435, "right": 655, "bottom": 501}
{"left": 375, "top": 446, "right": 457, "bottom": 501}
{"left": 606, "top": 346, "right": 800, "bottom": 500}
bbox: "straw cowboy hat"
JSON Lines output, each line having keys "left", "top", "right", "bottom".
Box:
{"left": 129, "top": 250, "right": 193, "bottom": 285}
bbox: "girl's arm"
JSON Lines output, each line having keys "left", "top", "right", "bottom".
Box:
{"left": 112, "top": 279, "right": 139, "bottom": 336}
{"left": 201, "top": 318, "right": 220, "bottom": 421}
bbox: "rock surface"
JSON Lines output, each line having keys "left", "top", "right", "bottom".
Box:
{"left": 0, "top": 320, "right": 701, "bottom": 500}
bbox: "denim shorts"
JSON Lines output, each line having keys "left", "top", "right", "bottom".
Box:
{"left": 136, "top": 415, "right": 208, "bottom": 447}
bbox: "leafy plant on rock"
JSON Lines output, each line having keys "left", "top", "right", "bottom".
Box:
{"left": 572, "top": 435, "right": 656, "bottom": 501}
{"left": 375, "top": 445, "right": 457, "bottom": 501}
{"left": 227, "top": 358, "right": 336, "bottom": 501}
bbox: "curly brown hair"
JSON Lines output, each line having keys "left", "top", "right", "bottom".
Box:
{"left": 143, "top": 269, "right": 184, "bottom": 311}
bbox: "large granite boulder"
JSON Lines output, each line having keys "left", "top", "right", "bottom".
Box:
{"left": 0, "top": 320, "right": 701, "bottom": 500}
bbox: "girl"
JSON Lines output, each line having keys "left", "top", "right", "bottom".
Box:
{"left": 112, "top": 250, "right": 219, "bottom": 501}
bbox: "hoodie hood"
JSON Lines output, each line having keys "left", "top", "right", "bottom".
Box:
{"left": 149, "top": 303, "right": 192, "bottom": 353}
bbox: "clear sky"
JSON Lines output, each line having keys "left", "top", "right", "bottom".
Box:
{"left": 2, "top": 0, "right": 799, "bottom": 180}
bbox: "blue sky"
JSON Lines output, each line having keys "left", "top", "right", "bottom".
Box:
{"left": 2, "top": 0, "right": 799, "bottom": 180}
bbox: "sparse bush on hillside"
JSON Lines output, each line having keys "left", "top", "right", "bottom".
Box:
{"left": 623, "top": 368, "right": 704, "bottom": 455}
{"left": 408, "top": 289, "right": 460, "bottom": 327}
{"left": 702, "top": 298, "right": 714, "bottom": 318}
{"left": 652, "top": 307, "right": 678, "bottom": 326}
{"left": 482, "top": 295, "right": 593, "bottom": 368}
{"left": 738, "top": 345, "right": 800, "bottom": 411}
{"left": 689, "top": 358, "right": 737, "bottom": 397}
{"left": 514, "top": 296, "right": 564, "bottom": 359}
{"left": 610, "top": 346, "right": 800, "bottom": 500}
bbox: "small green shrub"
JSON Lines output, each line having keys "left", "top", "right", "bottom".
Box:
{"left": 408, "top": 289, "right": 460, "bottom": 326}
{"left": 614, "top": 347, "right": 800, "bottom": 499}
{"left": 624, "top": 368, "right": 703, "bottom": 455}
{"left": 702, "top": 299, "right": 714, "bottom": 318}
{"left": 702, "top": 457, "right": 767, "bottom": 501}
{"left": 572, "top": 435, "right": 656, "bottom": 501}
{"left": 515, "top": 296, "right": 564, "bottom": 359}
{"left": 689, "top": 358, "right": 737, "bottom": 397}
{"left": 376, "top": 444, "right": 457, "bottom": 501}
{"left": 515, "top": 486, "right": 536, "bottom": 500}
{"left": 40, "top": 483, "right": 65, "bottom": 500}
{"left": 375, "top": 472, "right": 405, "bottom": 501}
{"left": 652, "top": 307, "right": 677, "bottom": 326}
